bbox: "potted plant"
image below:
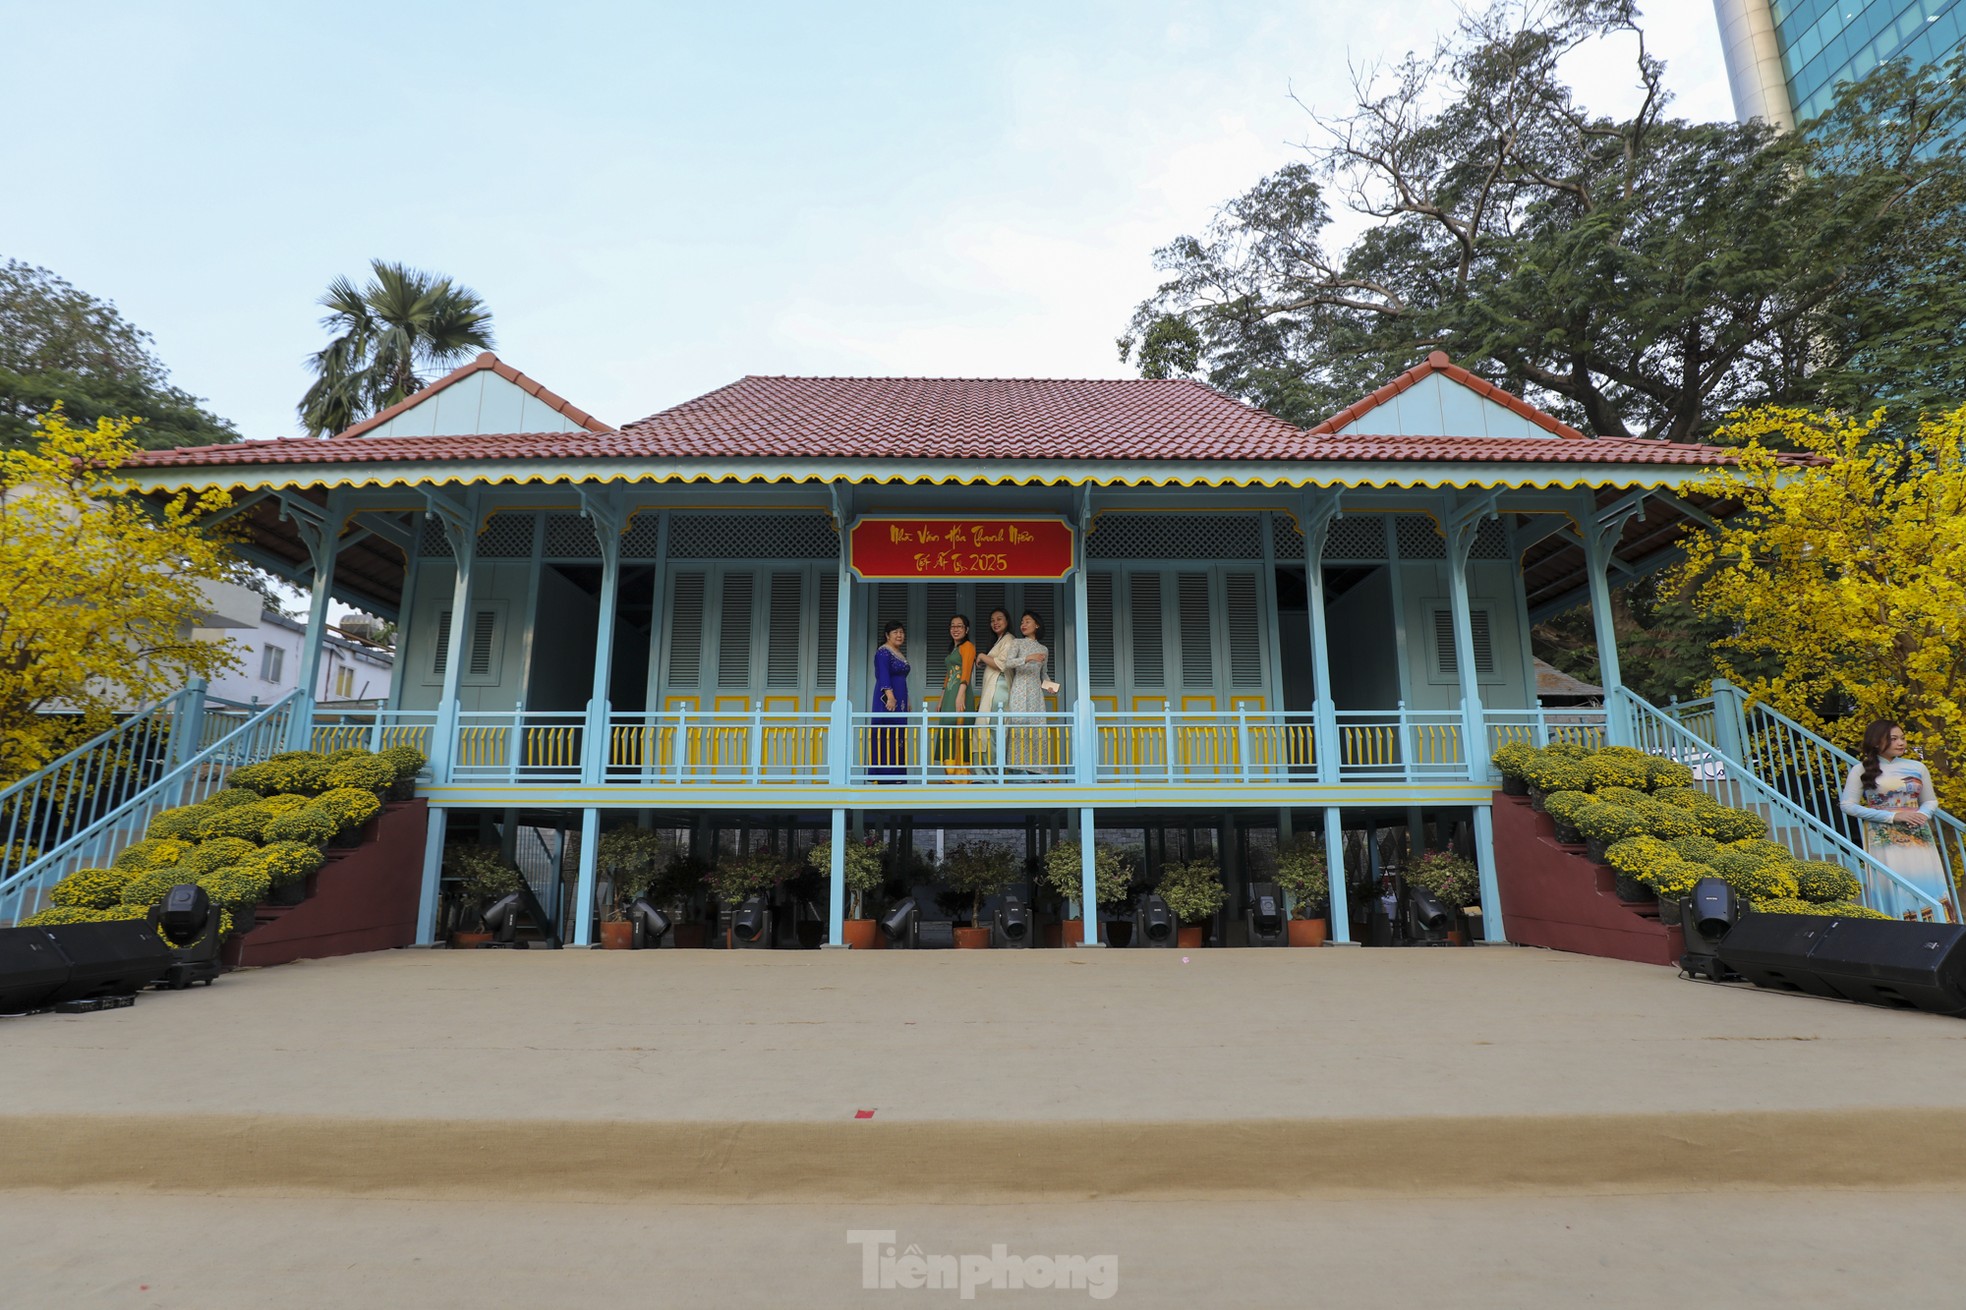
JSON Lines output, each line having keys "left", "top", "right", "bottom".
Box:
{"left": 1273, "top": 836, "right": 1331, "bottom": 946}
{"left": 444, "top": 843, "right": 524, "bottom": 947}
{"left": 940, "top": 842, "right": 1019, "bottom": 948}
{"left": 378, "top": 745, "right": 428, "bottom": 801}
{"left": 705, "top": 850, "right": 787, "bottom": 948}
{"left": 1521, "top": 749, "right": 1592, "bottom": 811}
{"left": 1039, "top": 841, "right": 1132, "bottom": 946}
{"left": 1491, "top": 740, "right": 1536, "bottom": 796}
{"left": 649, "top": 850, "right": 709, "bottom": 947}
{"left": 808, "top": 835, "right": 887, "bottom": 948}
{"left": 1573, "top": 802, "right": 1648, "bottom": 864}
{"left": 1542, "top": 790, "right": 1594, "bottom": 846}
{"left": 597, "top": 827, "right": 669, "bottom": 949}
{"left": 1156, "top": 856, "right": 1227, "bottom": 947}
{"left": 1405, "top": 849, "right": 1481, "bottom": 943}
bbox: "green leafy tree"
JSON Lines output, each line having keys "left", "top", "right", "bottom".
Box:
{"left": 1119, "top": 1, "right": 1966, "bottom": 440}
{"left": 298, "top": 260, "right": 496, "bottom": 437}
{"left": 0, "top": 260, "right": 237, "bottom": 451}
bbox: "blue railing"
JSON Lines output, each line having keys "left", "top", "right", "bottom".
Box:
{"left": 0, "top": 692, "right": 301, "bottom": 926}
{"left": 1621, "top": 688, "right": 1950, "bottom": 920}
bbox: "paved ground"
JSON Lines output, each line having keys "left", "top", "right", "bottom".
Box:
{"left": 7, "top": 946, "right": 1966, "bottom": 1304}
{"left": 5, "top": 1188, "right": 1963, "bottom": 1308}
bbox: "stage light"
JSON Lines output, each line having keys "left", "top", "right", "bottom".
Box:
{"left": 880, "top": 897, "right": 920, "bottom": 947}
{"left": 913, "top": 920, "right": 956, "bottom": 949}
{"left": 482, "top": 892, "right": 526, "bottom": 944}
{"left": 995, "top": 894, "right": 1031, "bottom": 948}
{"left": 1133, "top": 893, "right": 1176, "bottom": 947}
{"left": 731, "top": 894, "right": 770, "bottom": 947}
{"left": 1245, "top": 880, "right": 1286, "bottom": 947}
{"left": 149, "top": 884, "right": 222, "bottom": 989}
{"left": 1679, "top": 875, "right": 1742, "bottom": 982}
{"left": 1406, "top": 885, "right": 1452, "bottom": 942}
{"left": 628, "top": 897, "right": 672, "bottom": 949}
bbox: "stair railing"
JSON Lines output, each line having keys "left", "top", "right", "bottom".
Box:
{"left": 0, "top": 691, "right": 301, "bottom": 926}
{"left": 1617, "top": 688, "right": 1949, "bottom": 921}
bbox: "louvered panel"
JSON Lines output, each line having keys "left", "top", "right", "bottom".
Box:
{"left": 875, "top": 583, "right": 910, "bottom": 639}
{"left": 765, "top": 571, "right": 803, "bottom": 686}
{"left": 1224, "top": 572, "right": 1263, "bottom": 687}
{"left": 925, "top": 582, "right": 959, "bottom": 642}
{"left": 1019, "top": 584, "right": 1058, "bottom": 635}
{"left": 1087, "top": 572, "right": 1116, "bottom": 688}
{"left": 816, "top": 571, "right": 840, "bottom": 687}
{"left": 467, "top": 609, "right": 498, "bottom": 677}
{"left": 667, "top": 572, "right": 707, "bottom": 685}
{"left": 973, "top": 582, "right": 1009, "bottom": 632}
{"left": 718, "top": 572, "right": 756, "bottom": 687}
{"left": 1434, "top": 607, "right": 1496, "bottom": 677}
{"left": 1129, "top": 573, "right": 1165, "bottom": 687}
{"left": 1176, "top": 572, "right": 1213, "bottom": 688}
{"left": 432, "top": 611, "right": 453, "bottom": 677}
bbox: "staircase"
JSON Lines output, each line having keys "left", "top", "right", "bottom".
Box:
{"left": 1492, "top": 793, "right": 1682, "bottom": 966}
{"left": 1615, "top": 688, "right": 1954, "bottom": 922}
{"left": 0, "top": 691, "right": 302, "bottom": 927}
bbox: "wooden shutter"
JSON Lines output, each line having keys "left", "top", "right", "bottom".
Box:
{"left": 718, "top": 571, "right": 756, "bottom": 687}
{"left": 1087, "top": 571, "right": 1116, "bottom": 689}
{"left": 667, "top": 572, "right": 707, "bottom": 686}
{"left": 815, "top": 571, "right": 840, "bottom": 687}
{"left": 766, "top": 571, "right": 803, "bottom": 686}
{"left": 1129, "top": 572, "right": 1165, "bottom": 687}
{"left": 1224, "top": 571, "right": 1263, "bottom": 688}
{"left": 1176, "top": 571, "right": 1213, "bottom": 688}
{"left": 432, "top": 611, "right": 453, "bottom": 677}
{"left": 467, "top": 609, "right": 498, "bottom": 677}
{"left": 1434, "top": 607, "right": 1495, "bottom": 677}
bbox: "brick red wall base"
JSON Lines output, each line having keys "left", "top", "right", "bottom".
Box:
{"left": 1492, "top": 793, "right": 1681, "bottom": 967}
{"left": 223, "top": 800, "right": 429, "bottom": 969}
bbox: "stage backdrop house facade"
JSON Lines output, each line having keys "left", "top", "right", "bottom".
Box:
{"left": 60, "top": 348, "right": 1784, "bottom": 948}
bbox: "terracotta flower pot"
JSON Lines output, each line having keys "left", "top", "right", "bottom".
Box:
{"left": 953, "top": 926, "right": 993, "bottom": 949}
{"left": 1176, "top": 925, "right": 1206, "bottom": 948}
{"left": 1049, "top": 919, "right": 1106, "bottom": 948}
{"left": 843, "top": 919, "right": 879, "bottom": 950}
{"left": 451, "top": 931, "right": 492, "bottom": 950}
{"left": 1287, "top": 917, "right": 1329, "bottom": 947}
{"left": 599, "top": 921, "right": 635, "bottom": 950}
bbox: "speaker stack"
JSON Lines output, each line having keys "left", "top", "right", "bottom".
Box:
{"left": 1718, "top": 913, "right": 1966, "bottom": 1016}
{"left": 0, "top": 920, "right": 177, "bottom": 1015}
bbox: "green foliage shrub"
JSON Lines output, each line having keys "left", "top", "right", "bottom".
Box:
{"left": 146, "top": 806, "right": 208, "bottom": 841}
{"left": 1712, "top": 849, "right": 1799, "bottom": 901}
{"left": 1542, "top": 790, "right": 1595, "bottom": 828}
{"left": 121, "top": 864, "right": 190, "bottom": 906}
{"left": 702, "top": 850, "right": 788, "bottom": 905}
{"left": 1406, "top": 849, "right": 1481, "bottom": 907}
{"left": 180, "top": 838, "right": 257, "bottom": 878}
{"left": 310, "top": 787, "right": 381, "bottom": 834}
{"left": 112, "top": 838, "right": 191, "bottom": 871}
{"left": 197, "top": 802, "right": 275, "bottom": 843}
{"left": 1523, "top": 751, "right": 1591, "bottom": 793}
{"left": 1492, "top": 740, "right": 1537, "bottom": 780}
{"left": 1273, "top": 836, "right": 1329, "bottom": 918}
{"left": 1793, "top": 860, "right": 1863, "bottom": 903}
{"left": 1593, "top": 786, "right": 1650, "bottom": 808}
{"left": 1701, "top": 807, "right": 1770, "bottom": 843}
{"left": 1574, "top": 804, "right": 1649, "bottom": 845}
{"left": 232, "top": 754, "right": 331, "bottom": 796}
{"left": 202, "top": 787, "right": 263, "bottom": 809}
{"left": 444, "top": 843, "right": 525, "bottom": 903}
{"left": 1652, "top": 787, "right": 1717, "bottom": 812}
{"left": 1631, "top": 798, "right": 1700, "bottom": 839}
{"left": 1585, "top": 752, "right": 1652, "bottom": 791}
{"left": 808, "top": 837, "right": 885, "bottom": 918}
{"left": 1156, "top": 857, "right": 1228, "bottom": 924}
{"left": 197, "top": 864, "right": 272, "bottom": 910}
{"left": 1040, "top": 841, "right": 1133, "bottom": 908}
{"left": 251, "top": 841, "right": 326, "bottom": 888}
{"left": 1645, "top": 757, "right": 1697, "bottom": 790}
{"left": 379, "top": 745, "right": 427, "bottom": 783}
{"left": 324, "top": 752, "right": 394, "bottom": 793}
{"left": 49, "top": 866, "right": 132, "bottom": 910}
{"left": 265, "top": 807, "right": 338, "bottom": 846}
{"left": 1664, "top": 834, "right": 1724, "bottom": 866}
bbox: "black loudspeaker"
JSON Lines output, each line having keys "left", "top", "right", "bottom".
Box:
{"left": 0, "top": 926, "right": 71, "bottom": 1013}
{"left": 41, "top": 921, "right": 175, "bottom": 1002}
{"left": 1718, "top": 914, "right": 1966, "bottom": 1015}
{"left": 1245, "top": 881, "right": 1287, "bottom": 947}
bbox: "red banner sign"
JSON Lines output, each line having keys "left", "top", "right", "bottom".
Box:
{"left": 848, "top": 516, "right": 1076, "bottom": 581}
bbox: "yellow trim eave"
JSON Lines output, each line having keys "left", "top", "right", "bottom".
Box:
{"left": 126, "top": 455, "right": 1725, "bottom": 497}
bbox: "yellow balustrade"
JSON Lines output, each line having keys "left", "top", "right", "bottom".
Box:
{"left": 456, "top": 726, "right": 508, "bottom": 769}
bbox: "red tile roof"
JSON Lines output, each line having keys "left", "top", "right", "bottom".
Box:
{"left": 331, "top": 352, "right": 611, "bottom": 439}
{"left": 126, "top": 369, "right": 1747, "bottom": 472}
{"left": 1309, "top": 351, "right": 1587, "bottom": 440}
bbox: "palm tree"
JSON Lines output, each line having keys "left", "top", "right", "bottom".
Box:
{"left": 297, "top": 260, "right": 495, "bottom": 436}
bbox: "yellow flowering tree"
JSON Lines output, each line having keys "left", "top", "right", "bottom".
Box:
{"left": 1669, "top": 405, "right": 1966, "bottom": 792}
{"left": 0, "top": 409, "right": 241, "bottom": 785}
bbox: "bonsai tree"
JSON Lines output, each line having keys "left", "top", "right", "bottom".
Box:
{"left": 939, "top": 842, "right": 1019, "bottom": 926}
{"left": 1406, "top": 849, "right": 1481, "bottom": 909}
{"left": 1039, "top": 840, "right": 1132, "bottom": 912}
{"left": 1273, "top": 836, "right": 1329, "bottom": 919}
{"left": 597, "top": 827, "right": 669, "bottom": 922}
{"left": 703, "top": 849, "right": 786, "bottom": 908}
{"left": 443, "top": 843, "right": 524, "bottom": 928}
{"left": 1157, "top": 856, "right": 1227, "bottom": 926}
{"left": 807, "top": 835, "right": 886, "bottom": 920}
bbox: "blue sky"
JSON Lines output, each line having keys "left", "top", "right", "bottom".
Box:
{"left": 2, "top": 1, "right": 1731, "bottom": 441}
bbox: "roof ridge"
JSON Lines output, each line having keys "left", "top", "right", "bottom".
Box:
{"left": 332, "top": 352, "right": 613, "bottom": 440}
{"left": 1306, "top": 351, "right": 1587, "bottom": 441}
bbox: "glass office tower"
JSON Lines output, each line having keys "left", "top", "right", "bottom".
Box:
{"left": 1715, "top": 0, "right": 1963, "bottom": 127}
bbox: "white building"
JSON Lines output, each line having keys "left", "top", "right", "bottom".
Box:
{"left": 196, "top": 608, "right": 395, "bottom": 708}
